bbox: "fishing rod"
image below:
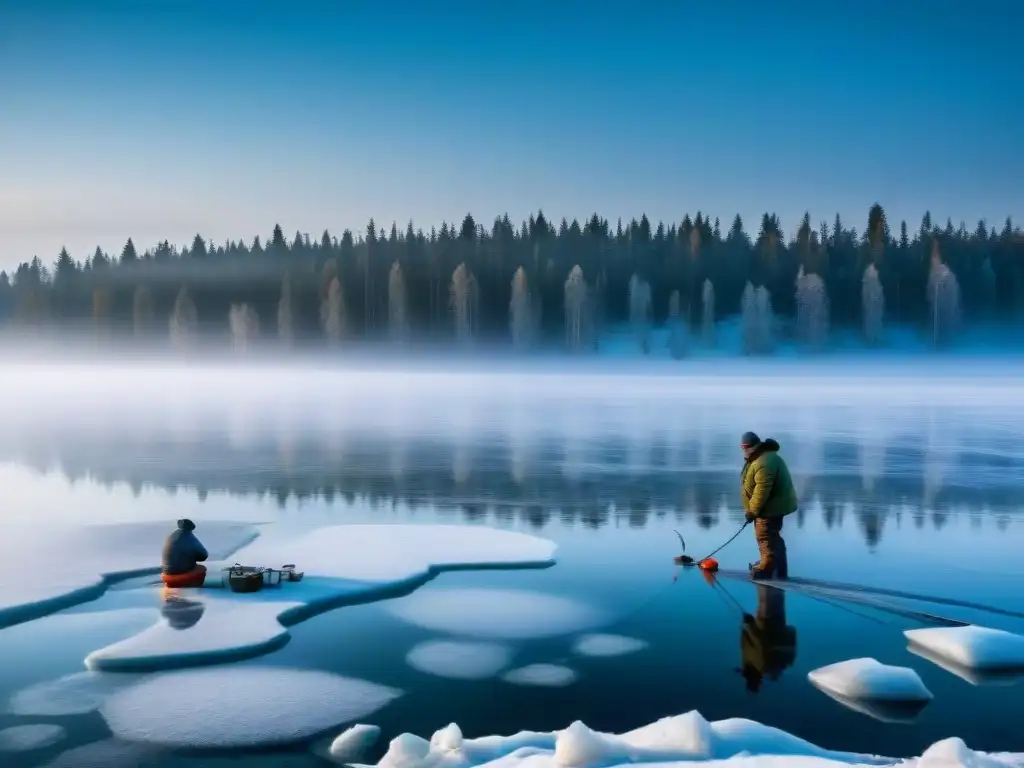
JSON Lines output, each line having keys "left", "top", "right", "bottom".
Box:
{"left": 674, "top": 521, "right": 749, "bottom": 571}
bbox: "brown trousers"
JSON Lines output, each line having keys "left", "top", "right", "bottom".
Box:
{"left": 754, "top": 516, "right": 787, "bottom": 570}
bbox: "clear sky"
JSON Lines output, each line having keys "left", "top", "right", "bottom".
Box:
{"left": 1, "top": 0, "right": 1022, "bottom": 270}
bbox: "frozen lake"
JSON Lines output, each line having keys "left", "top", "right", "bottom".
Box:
{"left": 0, "top": 360, "right": 1021, "bottom": 767}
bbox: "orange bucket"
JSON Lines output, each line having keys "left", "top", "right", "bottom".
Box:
{"left": 698, "top": 557, "right": 719, "bottom": 573}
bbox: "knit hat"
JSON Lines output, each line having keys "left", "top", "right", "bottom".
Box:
{"left": 740, "top": 431, "right": 761, "bottom": 448}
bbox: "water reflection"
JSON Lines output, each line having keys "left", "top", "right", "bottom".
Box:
{"left": 159, "top": 592, "right": 206, "bottom": 631}
{"left": 2, "top": 392, "right": 1023, "bottom": 543}
{"left": 736, "top": 585, "right": 798, "bottom": 694}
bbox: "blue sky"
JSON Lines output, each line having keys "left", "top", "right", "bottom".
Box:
{"left": 1, "top": 0, "right": 1021, "bottom": 269}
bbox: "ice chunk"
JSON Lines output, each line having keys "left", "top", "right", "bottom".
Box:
{"left": 407, "top": 640, "right": 512, "bottom": 680}
{"left": 572, "top": 634, "right": 648, "bottom": 658}
{"left": 85, "top": 524, "right": 556, "bottom": 672}
{"left": 359, "top": 711, "right": 1024, "bottom": 768}
{"left": 905, "top": 625, "right": 1024, "bottom": 672}
{"left": 0, "top": 724, "right": 66, "bottom": 752}
{"left": 101, "top": 666, "right": 401, "bottom": 748}
{"left": 0, "top": 521, "right": 259, "bottom": 629}
{"left": 432, "top": 723, "right": 464, "bottom": 752}
{"left": 388, "top": 588, "right": 602, "bottom": 640}
{"left": 808, "top": 658, "right": 933, "bottom": 702}
{"left": 330, "top": 724, "right": 382, "bottom": 762}
{"left": 8, "top": 670, "right": 141, "bottom": 716}
{"left": 502, "top": 664, "right": 577, "bottom": 687}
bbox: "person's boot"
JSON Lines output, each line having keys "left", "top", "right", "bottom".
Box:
{"left": 750, "top": 560, "right": 775, "bottom": 580}
{"left": 775, "top": 550, "right": 789, "bottom": 580}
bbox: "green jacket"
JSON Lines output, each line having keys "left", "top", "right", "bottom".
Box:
{"left": 741, "top": 439, "right": 798, "bottom": 519}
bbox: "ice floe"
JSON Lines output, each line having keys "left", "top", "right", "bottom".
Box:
{"left": 0, "top": 521, "right": 259, "bottom": 629}
{"left": 85, "top": 524, "right": 556, "bottom": 671}
{"left": 388, "top": 587, "right": 603, "bottom": 640}
{"left": 808, "top": 658, "right": 933, "bottom": 724}
{"left": 406, "top": 640, "right": 513, "bottom": 680}
{"left": 8, "top": 669, "right": 141, "bottom": 716}
{"left": 808, "top": 658, "right": 933, "bottom": 702}
{"left": 101, "top": 666, "right": 401, "bottom": 748}
{"left": 904, "top": 625, "right": 1024, "bottom": 673}
{"left": 502, "top": 663, "right": 578, "bottom": 687}
{"left": 572, "top": 633, "right": 648, "bottom": 658}
{"left": 355, "top": 711, "right": 1024, "bottom": 768}
{"left": 330, "top": 724, "right": 383, "bottom": 762}
{"left": 0, "top": 724, "right": 66, "bottom": 753}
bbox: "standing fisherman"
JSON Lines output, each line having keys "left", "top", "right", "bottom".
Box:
{"left": 740, "top": 432, "right": 798, "bottom": 579}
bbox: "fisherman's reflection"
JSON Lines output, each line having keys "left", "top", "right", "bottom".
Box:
{"left": 737, "top": 585, "right": 796, "bottom": 693}
{"left": 161, "top": 589, "right": 206, "bottom": 630}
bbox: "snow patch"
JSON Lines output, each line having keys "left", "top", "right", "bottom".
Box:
{"left": 502, "top": 664, "right": 577, "bottom": 687}
{"left": 101, "top": 666, "right": 401, "bottom": 748}
{"left": 360, "top": 712, "right": 1024, "bottom": 768}
{"left": 572, "top": 634, "right": 648, "bottom": 658}
{"left": 330, "top": 724, "right": 382, "bottom": 762}
{"left": 8, "top": 670, "right": 141, "bottom": 716}
{"left": 85, "top": 524, "right": 556, "bottom": 671}
{"left": 808, "top": 658, "right": 933, "bottom": 702}
{"left": 905, "top": 625, "right": 1024, "bottom": 671}
{"left": 0, "top": 521, "right": 259, "bottom": 629}
{"left": 407, "top": 640, "right": 512, "bottom": 680}
{"left": 0, "top": 724, "right": 66, "bottom": 753}
{"left": 388, "top": 588, "right": 602, "bottom": 640}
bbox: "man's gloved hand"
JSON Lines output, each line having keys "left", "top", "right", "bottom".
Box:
{"left": 744, "top": 510, "right": 756, "bottom": 523}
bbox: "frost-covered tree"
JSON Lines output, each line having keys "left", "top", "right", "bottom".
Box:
{"left": 169, "top": 286, "right": 197, "bottom": 350}
{"left": 132, "top": 285, "right": 153, "bottom": 336}
{"left": 701, "top": 279, "right": 715, "bottom": 346}
{"left": 509, "top": 266, "right": 536, "bottom": 350}
{"left": 861, "top": 263, "right": 885, "bottom": 345}
{"left": 450, "top": 262, "right": 478, "bottom": 346}
{"left": 741, "top": 282, "right": 773, "bottom": 354}
{"left": 795, "top": 267, "right": 830, "bottom": 350}
{"left": 927, "top": 243, "right": 961, "bottom": 346}
{"left": 564, "top": 265, "right": 588, "bottom": 351}
{"left": 628, "top": 273, "right": 653, "bottom": 354}
{"left": 667, "top": 290, "right": 686, "bottom": 359}
{"left": 277, "top": 275, "right": 294, "bottom": 345}
{"left": 228, "top": 303, "right": 259, "bottom": 352}
{"left": 321, "top": 276, "right": 345, "bottom": 343}
{"left": 388, "top": 260, "right": 408, "bottom": 342}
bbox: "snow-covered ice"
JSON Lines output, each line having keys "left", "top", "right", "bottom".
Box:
{"left": 808, "top": 658, "right": 933, "bottom": 702}
{"left": 8, "top": 669, "right": 141, "bottom": 716}
{"left": 807, "top": 658, "right": 933, "bottom": 724}
{"left": 0, "top": 521, "right": 259, "bottom": 629}
{"left": 407, "top": 640, "right": 513, "bottom": 680}
{"left": 906, "top": 643, "right": 1024, "bottom": 687}
{"left": 40, "top": 738, "right": 156, "bottom": 768}
{"left": 100, "top": 666, "right": 401, "bottom": 748}
{"left": 388, "top": 588, "right": 603, "bottom": 640}
{"left": 572, "top": 634, "right": 648, "bottom": 658}
{"left": 356, "top": 712, "right": 1024, "bottom": 768}
{"left": 0, "top": 724, "right": 66, "bottom": 753}
{"left": 85, "top": 524, "right": 557, "bottom": 671}
{"left": 905, "top": 625, "right": 1024, "bottom": 672}
{"left": 330, "top": 724, "right": 382, "bottom": 762}
{"left": 502, "top": 663, "right": 578, "bottom": 687}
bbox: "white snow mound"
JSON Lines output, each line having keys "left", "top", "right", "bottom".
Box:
{"left": 572, "top": 634, "right": 648, "bottom": 658}
{"left": 358, "top": 711, "right": 1024, "bottom": 768}
{"left": 407, "top": 640, "right": 512, "bottom": 680}
{"left": 502, "top": 664, "right": 577, "bottom": 687}
{"left": 905, "top": 625, "right": 1024, "bottom": 671}
{"left": 8, "top": 670, "right": 141, "bottom": 716}
{"left": 85, "top": 524, "right": 556, "bottom": 672}
{"left": 0, "top": 724, "right": 66, "bottom": 753}
{"left": 330, "top": 724, "right": 382, "bottom": 762}
{"left": 100, "top": 666, "right": 401, "bottom": 748}
{"left": 0, "top": 521, "right": 259, "bottom": 629}
{"left": 808, "top": 658, "right": 933, "bottom": 702}
{"left": 388, "top": 588, "right": 602, "bottom": 640}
